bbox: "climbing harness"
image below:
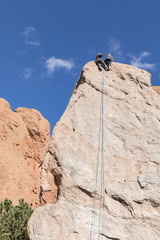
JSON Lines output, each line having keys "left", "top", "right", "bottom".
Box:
{"left": 90, "top": 69, "right": 106, "bottom": 239}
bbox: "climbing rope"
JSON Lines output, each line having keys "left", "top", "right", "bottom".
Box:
{"left": 90, "top": 69, "right": 106, "bottom": 240}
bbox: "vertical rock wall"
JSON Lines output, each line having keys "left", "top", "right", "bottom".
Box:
{"left": 28, "top": 62, "right": 160, "bottom": 239}
{"left": 0, "top": 99, "right": 50, "bottom": 208}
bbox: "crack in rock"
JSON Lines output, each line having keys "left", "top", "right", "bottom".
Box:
{"left": 48, "top": 150, "right": 62, "bottom": 168}
{"left": 74, "top": 71, "right": 86, "bottom": 90}
{"left": 76, "top": 186, "right": 94, "bottom": 198}
{"left": 133, "top": 198, "right": 160, "bottom": 208}
{"left": 137, "top": 176, "right": 145, "bottom": 189}
{"left": 101, "top": 233, "right": 120, "bottom": 240}
{"left": 107, "top": 192, "right": 135, "bottom": 218}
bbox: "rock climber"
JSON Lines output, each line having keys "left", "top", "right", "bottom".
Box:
{"left": 95, "top": 53, "right": 108, "bottom": 71}
{"left": 104, "top": 54, "right": 114, "bottom": 70}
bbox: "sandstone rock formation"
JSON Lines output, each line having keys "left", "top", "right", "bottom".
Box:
{"left": 152, "top": 86, "right": 160, "bottom": 95}
{"left": 0, "top": 99, "right": 50, "bottom": 208}
{"left": 28, "top": 62, "right": 160, "bottom": 239}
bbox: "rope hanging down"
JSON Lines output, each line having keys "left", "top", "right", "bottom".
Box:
{"left": 90, "top": 69, "right": 106, "bottom": 240}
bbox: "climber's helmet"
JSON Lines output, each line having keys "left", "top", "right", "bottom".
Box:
{"left": 107, "top": 54, "right": 114, "bottom": 61}
{"left": 97, "top": 53, "right": 104, "bottom": 58}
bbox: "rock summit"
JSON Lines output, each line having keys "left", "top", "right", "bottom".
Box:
{"left": 28, "top": 61, "right": 160, "bottom": 239}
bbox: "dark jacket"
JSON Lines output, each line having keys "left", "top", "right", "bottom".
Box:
{"left": 104, "top": 55, "right": 113, "bottom": 63}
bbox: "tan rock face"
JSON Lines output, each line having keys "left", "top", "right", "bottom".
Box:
{"left": 0, "top": 98, "right": 50, "bottom": 208}
{"left": 28, "top": 62, "right": 160, "bottom": 239}
{"left": 152, "top": 86, "right": 160, "bottom": 95}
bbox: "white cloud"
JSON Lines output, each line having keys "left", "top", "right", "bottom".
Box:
{"left": 109, "top": 38, "right": 121, "bottom": 52}
{"left": 23, "top": 68, "right": 32, "bottom": 80}
{"left": 46, "top": 56, "right": 74, "bottom": 74}
{"left": 21, "top": 26, "right": 41, "bottom": 46}
{"left": 21, "top": 26, "right": 35, "bottom": 37}
{"left": 25, "top": 40, "right": 40, "bottom": 46}
{"left": 128, "top": 51, "right": 156, "bottom": 70}
{"left": 108, "top": 37, "right": 123, "bottom": 61}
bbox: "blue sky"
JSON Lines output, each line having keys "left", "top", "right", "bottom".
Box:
{"left": 1, "top": 0, "right": 160, "bottom": 132}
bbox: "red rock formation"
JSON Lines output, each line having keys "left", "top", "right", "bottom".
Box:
{"left": 0, "top": 98, "right": 50, "bottom": 208}
{"left": 152, "top": 86, "right": 160, "bottom": 95}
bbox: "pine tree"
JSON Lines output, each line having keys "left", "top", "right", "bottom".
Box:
{"left": 0, "top": 198, "right": 33, "bottom": 240}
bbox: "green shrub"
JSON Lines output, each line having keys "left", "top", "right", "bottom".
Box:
{"left": 0, "top": 198, "right": 33, "bottom": 240}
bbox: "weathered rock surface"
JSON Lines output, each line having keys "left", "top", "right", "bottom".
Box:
{"left": 28, "top": 62, "right": 160, "bottom": 239}
{"left": 152, "top": 86, "right": 160, "bottom": 95}
{"left": 0, "top": 99, "right": 50, "bottom": 208}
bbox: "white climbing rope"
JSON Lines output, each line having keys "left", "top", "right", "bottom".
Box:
{"left": 90, "top": 68, "right": 106, "bottom": 240}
